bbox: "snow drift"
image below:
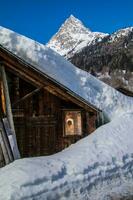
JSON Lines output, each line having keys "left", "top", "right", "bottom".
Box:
{"left": 0, "top": 113, "right": 133, "bottom": 200}
{"left": 0, "top": 26, "right": 133, "bottom": 120}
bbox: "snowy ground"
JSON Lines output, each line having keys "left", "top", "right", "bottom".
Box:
{"left": 0, "top": 113, "right": 133, "bottom": 200}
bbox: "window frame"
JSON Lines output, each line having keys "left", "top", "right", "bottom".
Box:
{"left": 62, "top": 109, "right": 83, "bottom": 137}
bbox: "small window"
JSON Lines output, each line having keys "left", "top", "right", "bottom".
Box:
{"left": 64, "top": 110, "right": 82, "bottom": 136}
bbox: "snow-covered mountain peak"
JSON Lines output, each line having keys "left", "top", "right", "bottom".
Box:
{"left": 47, "top": 15, "right": 108, "bottom": 57}
{"left": 67, "top": 14, "right": 82, "bottom": 23}
{"left": 61, "top": 14, "right": 91, "bottom": 34}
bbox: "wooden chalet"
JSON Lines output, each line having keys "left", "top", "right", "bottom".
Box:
{"left": 0, "top": 27, "right": 104, "bottom": 166}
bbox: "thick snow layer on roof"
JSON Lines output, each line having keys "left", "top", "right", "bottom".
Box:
{"left": 0, "top": 26, "right": 133, "bottom": 120}
{"left": 0, "top": 113, "right": 133, "bottom": 200}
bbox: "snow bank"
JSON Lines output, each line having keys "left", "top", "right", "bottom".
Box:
{"left": 0, "top": 26, "right": 133, "bottom": 120}
{"left": 0, "top": 113, "right": 133, "bottom": 200}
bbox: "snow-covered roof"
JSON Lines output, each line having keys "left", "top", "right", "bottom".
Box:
{"left": 0, "top": 113, "right": 133, "bottom": 200}
{"left": 0, "top": 26, "right": 133, "bottom": 120}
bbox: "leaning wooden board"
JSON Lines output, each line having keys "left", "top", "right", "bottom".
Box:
{"left": 2, "top": 118, "right": 20, "bottom": 160}
{"left": 0, "top": 120, "right": 14, "bottom": 167}
{"left": 0, "top": 64, "right": 20, "bottom": 159}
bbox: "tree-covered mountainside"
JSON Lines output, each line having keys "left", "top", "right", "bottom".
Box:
{"left": 70, "top": 27, "right": 133, "bottom": 92}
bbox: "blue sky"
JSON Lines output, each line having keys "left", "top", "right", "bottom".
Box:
{"left": 0, "top": 0, "right": 133, "bottom": 44}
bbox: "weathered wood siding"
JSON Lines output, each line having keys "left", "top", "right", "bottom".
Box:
{"left": 13, "top": 86, "right": 61, "bottom": 157}
{"left": 1, "top": 70, "right": 98, "bottom": 158}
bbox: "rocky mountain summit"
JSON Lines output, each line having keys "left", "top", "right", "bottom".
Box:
{"left": 47, "top": 15, "right": 108, "bottom": 57}
{"left": 47, "top": 15, "right": 133, "bottom": 94}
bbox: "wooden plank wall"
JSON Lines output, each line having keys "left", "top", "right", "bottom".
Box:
{"left": 6, "top": 71, "right": 98, "bottom": 158}
{"left": 13, "top": 87, "right": 61, "bottom": 157}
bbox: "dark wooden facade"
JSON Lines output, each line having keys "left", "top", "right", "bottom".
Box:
{"left": 9, "top": 72, "right": 98, "bottom": 157}
{"left": 0, "top": 47, "right": 102, "bottom": 158}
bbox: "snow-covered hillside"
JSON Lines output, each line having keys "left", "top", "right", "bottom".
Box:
{"left": 47, "top": 15, "right": 108, "bottom": 57}
{"left": 0, "top": 113, "right": 133, "bottom": 200}
{"left": 0, "top": 26, "right": 133, "bottom": 121}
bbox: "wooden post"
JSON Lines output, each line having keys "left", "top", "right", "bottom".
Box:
{"left": 0, "top": 63, "right": 20, "bottom": 159}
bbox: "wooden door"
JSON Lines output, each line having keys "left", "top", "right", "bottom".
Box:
{"left": 14, "top": 115, "right": 57, "bottom": 157}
